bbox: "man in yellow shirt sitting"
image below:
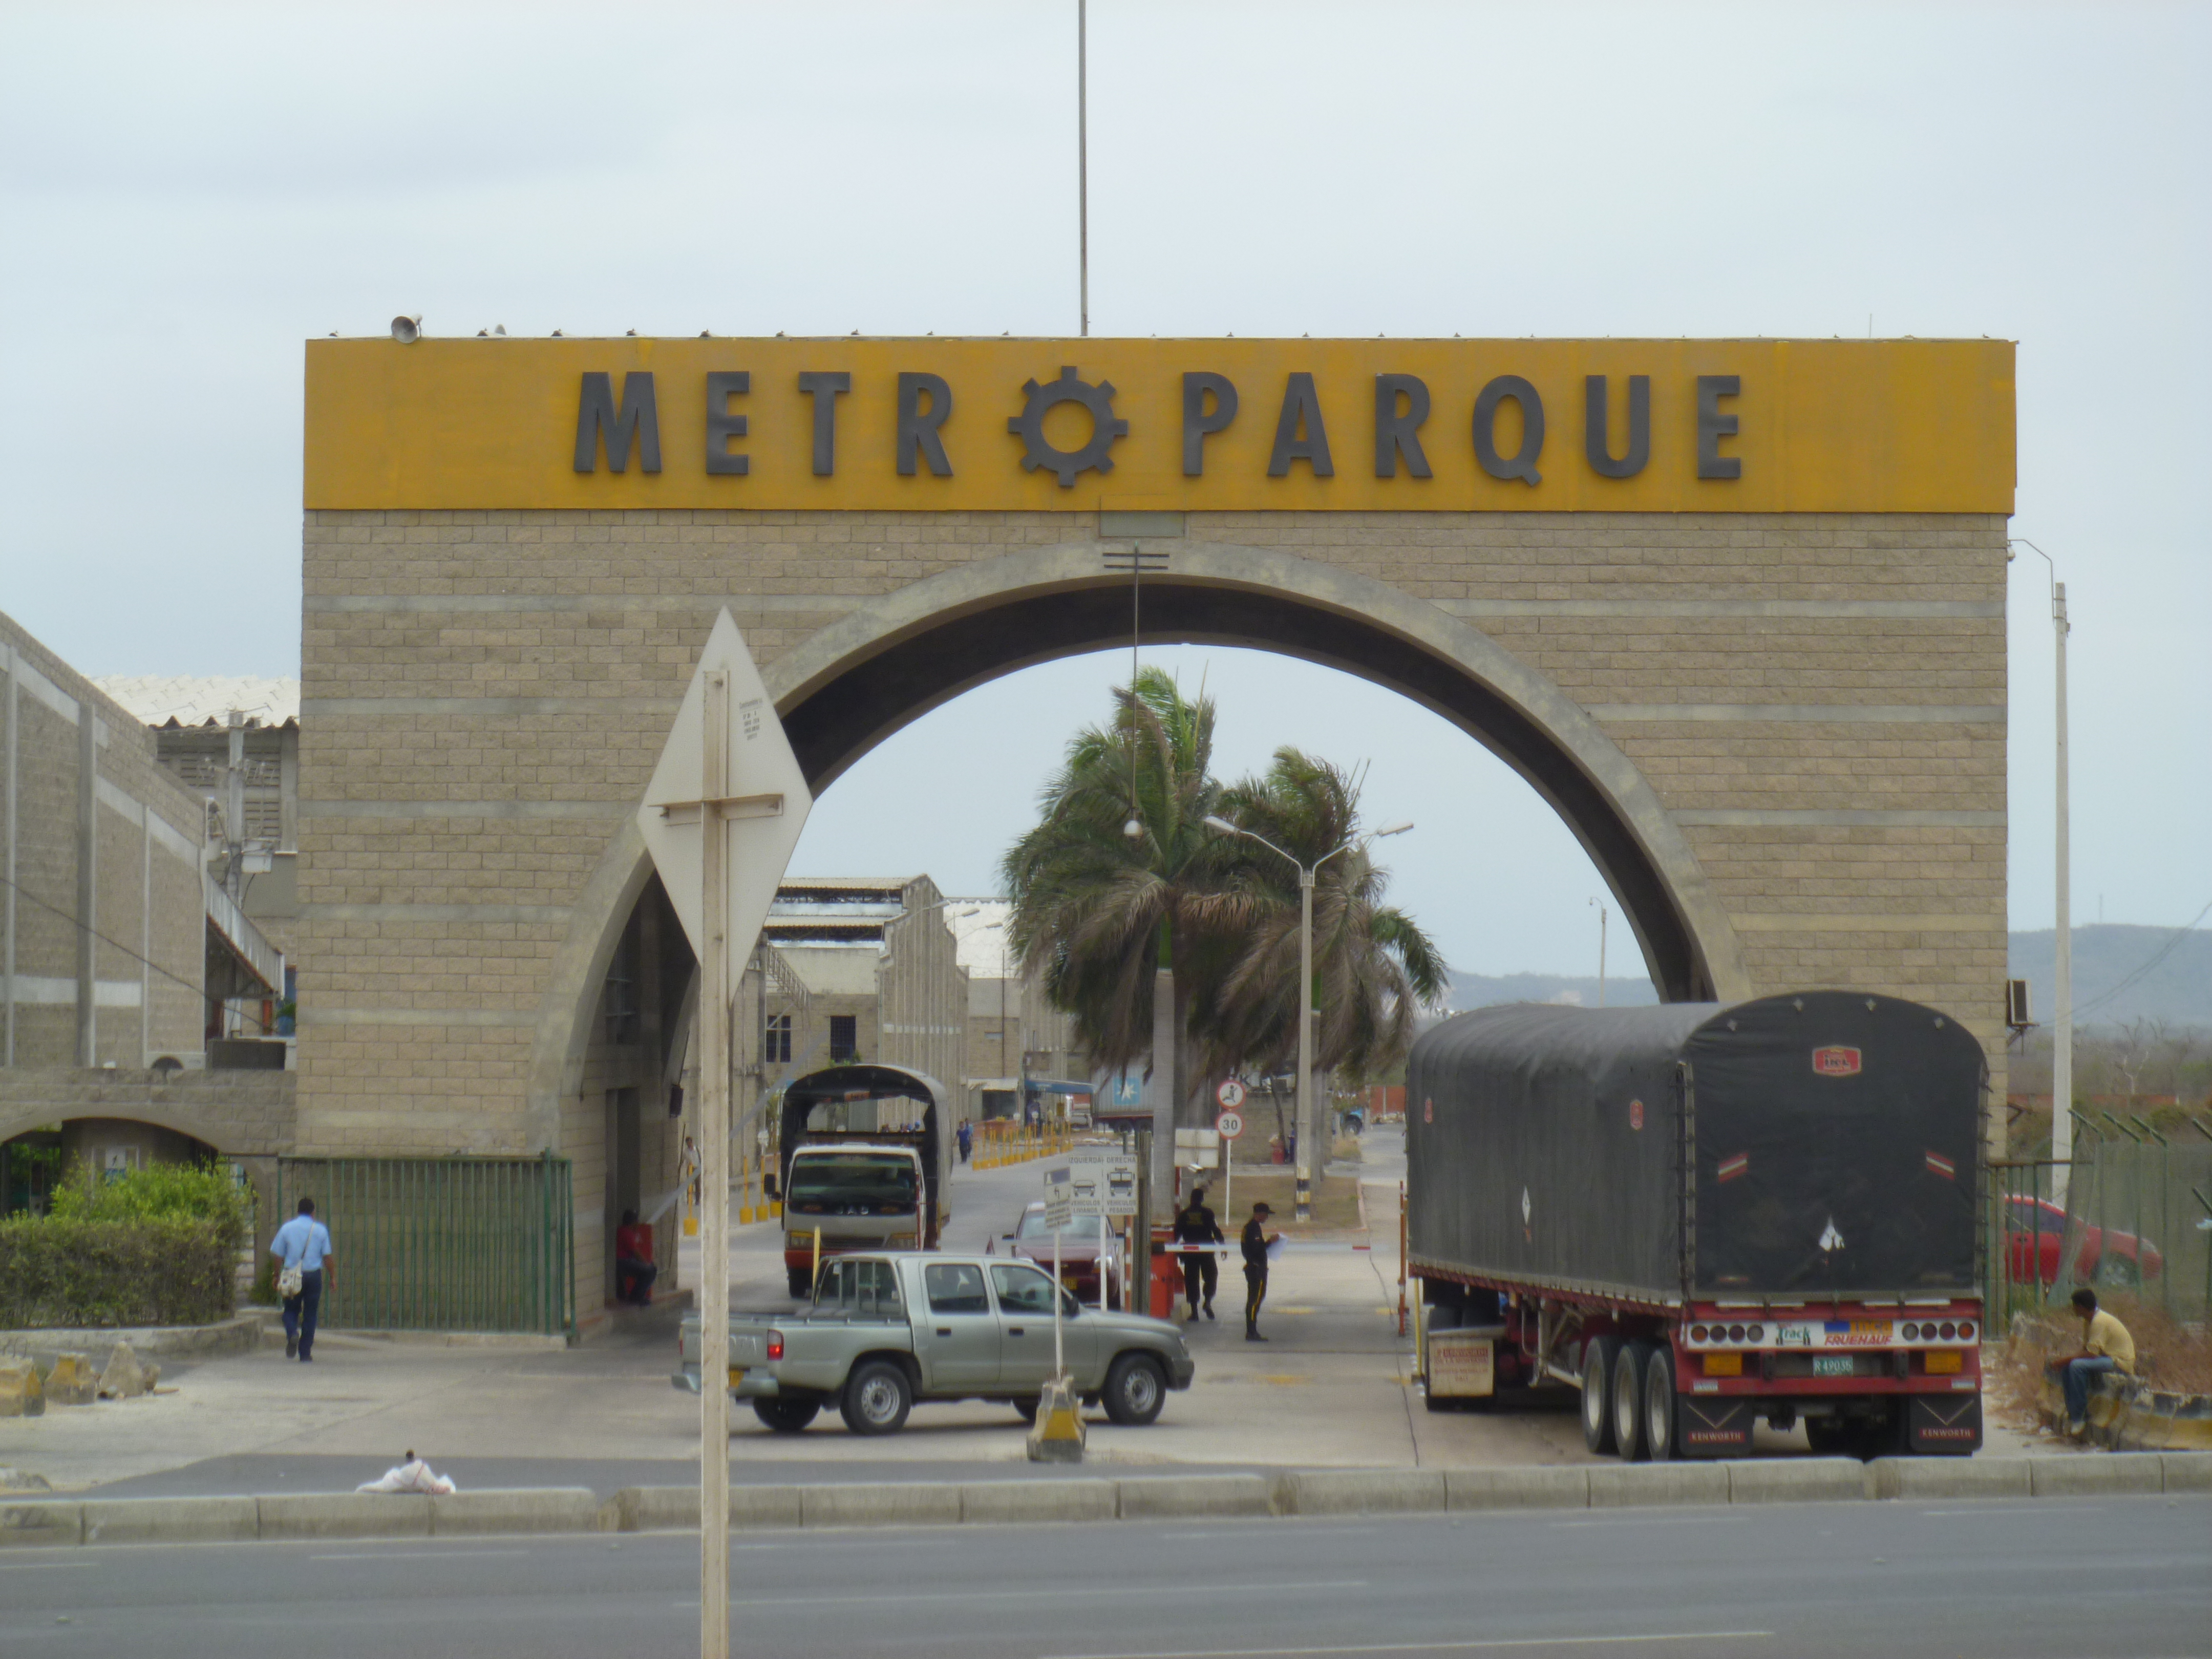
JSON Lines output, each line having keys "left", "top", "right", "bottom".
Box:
{"left": 2054, "top": 1287, "right": 2136, "bottom": 1436}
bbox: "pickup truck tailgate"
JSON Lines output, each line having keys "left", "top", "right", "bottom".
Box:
{"left": 729, "top": 1329, "right": 769, "bottom": 1367}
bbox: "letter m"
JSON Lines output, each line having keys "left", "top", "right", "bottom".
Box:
{"left": 573, "top": 372, "right": 662, "bottom": 473}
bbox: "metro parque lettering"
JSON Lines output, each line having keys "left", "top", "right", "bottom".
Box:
{"left": 573, "top": 367, "right": 1743, "bottom": 486}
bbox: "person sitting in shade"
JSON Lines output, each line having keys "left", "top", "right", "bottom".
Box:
{"left": 2052, "top": 1287, "right": 2134, "bottom": 1436}
{"left": 614, "top": 1209, "right": 658, "bottom": 1306}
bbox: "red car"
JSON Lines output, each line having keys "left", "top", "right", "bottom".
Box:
{"left": 986, "top": 1202, "right": 1122, "bottom": 1309}
{"left": 2003, "top": 1195, "right": 2163, "bottom": 1288}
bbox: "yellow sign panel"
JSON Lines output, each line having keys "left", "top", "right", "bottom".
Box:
{"left": 304, "top": 336, "right": 2013, "bottom": 514}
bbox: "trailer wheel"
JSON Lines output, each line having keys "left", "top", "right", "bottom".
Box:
{"left": 1643, "top": 1345, "right": 1679, "bottom": 1461}
{"left": 840, "top": 1360, "right": 912, "bottom": 1435}
{"left": 1612, "top": 1339, "right": 1655, "bottom": 1461}
{"left": 1581, "top": 1336, "right": 1621, "bottom": 1455}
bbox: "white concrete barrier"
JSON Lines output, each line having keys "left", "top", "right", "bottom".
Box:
{"left": 1724, "top": 1458, "right": 1870, "bottom": 1504}
{"left": 1284, "top": 1469, "right": 1445, "bottom": 1516}
{"left": 613, "top": 1486, "right": 698, "bottom": 1532}
{"left": 1444, "top": 1466, "right": 1590, "bottom": 1511}
{"left": 259, "top": 1492, "right": 433, "bottom": 1540}
{"left": 82, "top": 1496, "right": 258, "bottom": 1545}
{"left": 0, "top": 1499, "right": 81, "bottom": 1548}
{"left": 2028, "top": 1455, "right": 2164, "bottom": 1498}
{"left": 1870, "top": 1456, "right": 2031, "bottom": 1501}
{"left": 729, "top": 1485, "right": 804, "bottom": 1529}
{"left": 801, "top": 1482, "right": 962, "bottom": 1528}
{"left": 2160, "top": 1452, "right": 2212, "bottom": 1493}
{"left": 1586, "top": 1462, "right": 1730, "bottom": 1508}
{"left": 428, "top": 1488, "right": 607, "bottom": 1536}
{"left": 959, "top": 1480, "right": 1119, "bottom": 1525}
{"left": 1115, "top": 1474, "right": 1275, "bottom": 1520}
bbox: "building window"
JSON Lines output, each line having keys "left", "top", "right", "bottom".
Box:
{"left": 764, "top": 1012, "right": 792, "bottom": 1064}
{"left": 828, "top": 1014, "right": 859, "bottom": 1063}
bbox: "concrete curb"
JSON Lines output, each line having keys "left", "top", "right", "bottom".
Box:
{"left": 5, "top": 1454, "right": 2205, "bottom": 1550}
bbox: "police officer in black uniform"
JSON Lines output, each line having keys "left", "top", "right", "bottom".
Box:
{"left": 1174, "top": 1186, "right": 1225, "bottom": 1320}
{"left": 1241, "top": 1201, "right": 1279, "bottom": 1342}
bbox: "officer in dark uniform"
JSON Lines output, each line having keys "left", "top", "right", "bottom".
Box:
{"left": 1240, "top": 1201, "right": 1279, "bottom": 1342}
{"left": 1173, "top": 1186, "right": 1225, "bottom": 1320}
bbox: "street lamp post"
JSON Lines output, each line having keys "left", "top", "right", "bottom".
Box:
{"left": 1203, "top": 815, "right": 1412, "bottom": 1222}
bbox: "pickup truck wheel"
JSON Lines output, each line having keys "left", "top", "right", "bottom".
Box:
{"left": 752, "top": 1397, "right": 820, "bottom": 1434}
{"left": 1644, "top": 1345, "right": 1679, "bottom": 1461}
{"left": 840, "top": 1360, "right": 912, "bottom": 1435}
{"left": 787, "top": 1266, "right": 813, "bottom": 1299}
{"left": 1102, "top": 1353, "right": 1166, "bottom": 1426}
{"left": 1581, "top": 1336, "right": 1620, "bottom": 1455}
{"left": 1611, "top": 1339, "right": 1654, "bottom": 1461}
{"left": 1012, "top": 1397, "right": 1040, "bottom": 1424}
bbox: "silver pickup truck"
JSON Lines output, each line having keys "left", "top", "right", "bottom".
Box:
{"left": 673, "top": 1251, "right": 1195, "bottom": 1435}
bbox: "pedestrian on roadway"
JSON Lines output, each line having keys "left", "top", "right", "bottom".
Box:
{"left": 270, "top": 1197, "right": 334, "bottom": 1363}
{"left": 958, "top": 1120, "right": 973, "bottom": 1164}
{"left": 1241, "top": 1201, "right": 1279, "bottom": 1342}
{"left": 1175, "top": 1185, "right": 1225, "bottom": 1320}
{"left": 2051, "top": 1286, "right": 2135, "bottom": 1435}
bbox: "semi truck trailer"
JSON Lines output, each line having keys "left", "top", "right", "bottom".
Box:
{"left": 1408, "top": 991, "right": 1985, "bottom": 1460}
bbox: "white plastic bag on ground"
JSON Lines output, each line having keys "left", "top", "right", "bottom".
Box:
{"left": 356, "top": 1452, "right": 457, "bottom": 1495}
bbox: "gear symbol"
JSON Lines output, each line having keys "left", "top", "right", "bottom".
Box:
{"left": 1007, "top": 366, "right": 1129, "bottom": 487}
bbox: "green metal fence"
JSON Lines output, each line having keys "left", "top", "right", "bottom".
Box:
{"left": 275, "top": 1154, "right": 575, "bottom": 1338}
{"left": 1986, "top": 1129, "right": 2212, "bottom": 1329}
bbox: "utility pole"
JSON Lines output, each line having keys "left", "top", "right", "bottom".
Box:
{"left": 2015, "top": 542, "right": 2072, "bottom": 1206}
{"left": 1589, "top": 897, "right": 1608, "bottom": 1009}
{"left": 1077, "top": 0, "right": 1089, "bottom": 337}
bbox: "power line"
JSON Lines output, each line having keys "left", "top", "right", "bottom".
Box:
{"left": 2067, "top": 898, "right": 2212, "bottom": 1022}
{"left": 0, "top": 868, "right": 278, "bottom": 1037}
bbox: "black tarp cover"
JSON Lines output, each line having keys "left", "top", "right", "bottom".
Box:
{"left": 1407, "top": 993, "right": 1984, "bottom": 1304}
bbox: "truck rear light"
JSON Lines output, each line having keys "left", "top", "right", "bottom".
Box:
{"left": 1902, "top": 1322, "right": 1919, "bottom": 1340}
{"left": 1727, "top": 1324, "right": 1746, "bottom": 1343}
{"left": 1939, "top": 1322, "right": 1956, "bottom": 1339}
{"left": 1958, "top": 1320, "right": 1974, "bottom": 1339}
{"left": 1690, "top": 1324, "right": 1710, "bottom": 1343}
{"left": 767, "top": 1331, "right": 784, "bottom": 1362}
{"left": 1747, "top": 1325, "right": 1764, "bottom": 1343}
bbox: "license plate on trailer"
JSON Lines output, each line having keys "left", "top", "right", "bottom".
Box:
{"left": 1814, "top": 1355, "right": 1857, "bottom": 1377}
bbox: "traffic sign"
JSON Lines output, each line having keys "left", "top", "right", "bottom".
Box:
{"left": 1216, "top": 1109, "right": 1244, "bottom": 1140}
{"left": 1042, "top": 1166, "right": 1073, "bottom": 1232}
{"left": 1215, "top": 1078, "right": 1246, "bottom": 1109}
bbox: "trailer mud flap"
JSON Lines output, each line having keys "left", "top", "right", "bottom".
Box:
{"left": 1906, "top": 1392, "right": 1983, "bottom": 1455}
{"left": 1677, "top": 1396, "right": 1755, "bottom": 1457}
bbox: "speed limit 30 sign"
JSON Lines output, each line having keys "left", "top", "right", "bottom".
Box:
{"left": 1215, "top": 1109, "right": 1244, "bottom": 1140}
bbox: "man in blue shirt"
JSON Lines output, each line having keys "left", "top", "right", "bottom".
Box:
{"left": 270, "top": 1198, "right": 335, "bottom": 1362}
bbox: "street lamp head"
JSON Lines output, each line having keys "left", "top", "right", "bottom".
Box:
{"left": 1372, "top": 820, "right": 1414, "bottom": 838}
{"left": 1122, "top": 817, "right": 1144, "bottom": 840}
{"left": 1201, "top": 815, "right": 1239, "bottom": 835}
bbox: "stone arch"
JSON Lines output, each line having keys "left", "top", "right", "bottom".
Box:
{"left": 522, "top": 539, "right": 1749, "bottom": 1146}
{"left": 0, "top": 1100, "right": 230, "bottom": 1156}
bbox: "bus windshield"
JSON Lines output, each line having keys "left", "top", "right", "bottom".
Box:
{"left": 788, "top": 1153, "right": 919, "bottom": 1210}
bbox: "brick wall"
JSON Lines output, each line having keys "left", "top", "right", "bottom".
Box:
{"left": 295, "top": 508, "right": 2009, "bottom": 1256}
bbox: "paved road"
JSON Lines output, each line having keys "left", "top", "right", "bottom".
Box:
{"left": 5, "top": 1496, "right": 2203, "bottom": 1658}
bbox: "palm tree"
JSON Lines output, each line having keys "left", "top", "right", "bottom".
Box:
{"left": 1203, "top": 749, "right": 1448, "bottom": 1098}
{"left": 999, "top": 667, "right": 1252, "bottom": 1124}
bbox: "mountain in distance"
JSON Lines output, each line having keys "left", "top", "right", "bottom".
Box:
{"left": 1445, "top": 926, "right": 2210, "bottom": 1029}
{"left": 2007, "top": 924, "right": 2211, "bottom": 1029}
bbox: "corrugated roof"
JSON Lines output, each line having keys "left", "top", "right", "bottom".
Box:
{"left": 93, "top": 675, "right": 300, "bottom": 729}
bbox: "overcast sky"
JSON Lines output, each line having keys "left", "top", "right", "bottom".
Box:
{"left": 2, "top": 3, "right": 2204, "bottom": 978}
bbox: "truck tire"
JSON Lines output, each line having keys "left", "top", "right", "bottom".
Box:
{"left": 840, "top": 1360, "right": 912, "bottom": 1435}
{"left": 1612, "top": 1339, "right": 1655, "bottom": 1460}
{"left": 752, "top": 1397, "right": 820, "bottom": 1434}
{"left": 1581, "top": 1336, "right": 1621, "bottom": 1455}
{"left": 1804, "top": 1416, "right": 1857, "bottom": 1456}
{"left": 788, "top": 1266, "right": 813, "bottom": 1299}
{"left": 1102, "top": 1352, "right": 1167, "bottom": 1426}
{"left": 1643, "top": 1345, "right": 1679, "bottom": 1461}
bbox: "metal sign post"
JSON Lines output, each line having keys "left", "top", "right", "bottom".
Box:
{"left": 1216, "top": 1100, "right": 1244, "bottom": 1219}
{"left": 637, "top": 611, "right": 813, "bottom": 1659}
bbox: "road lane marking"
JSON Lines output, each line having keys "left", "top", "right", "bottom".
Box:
{"left": 0, "top": 1561, "right": 98, "bottom": 1571}
{"left": 730, "top": 1537, "right": 953, "bottom": 1551}
{"left": 1550, "top": 1516, "right": 1747, "bottom": 1528}
{"left": 704, "top": 1578, "right": 1370, "bottom": 1611}
{"left": 1043, "top": 1632, "right": 1773, "bottom": 1658}
{"left": 1159, "top": 1527, "right": 1376, "bottom": 1541}
{"left": 308, "top": 1549, "right": 530, "bottom": 1562}
{"left": 1917, "top": 1506, "right": 2100, "bottom": 1517}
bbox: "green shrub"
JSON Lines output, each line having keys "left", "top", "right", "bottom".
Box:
{"left": 47, "top": 1160, "right": 250, "bottom": 1249}
{"left": 0, "top": 1214, "right": 238, "bottom": 1329}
